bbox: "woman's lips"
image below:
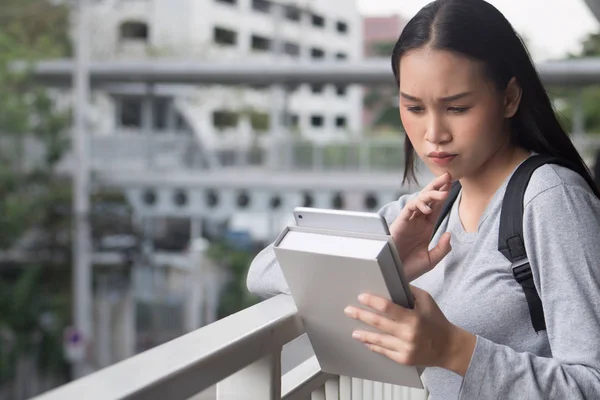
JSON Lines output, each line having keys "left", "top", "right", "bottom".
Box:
{"left": 428, "top": 152, "right": 457, "bottom": 166}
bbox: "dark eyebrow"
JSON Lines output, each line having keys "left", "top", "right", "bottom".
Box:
{"left": 400, "top": 91, "right": 474, "bottom": 102}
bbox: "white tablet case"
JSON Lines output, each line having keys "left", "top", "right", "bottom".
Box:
{"left": 273, "top": 225, "right": 424, "bottom": 389}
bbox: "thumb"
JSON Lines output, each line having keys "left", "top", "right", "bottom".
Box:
{"left": 409, "top": 285, "right": 431, "bottom": 303}
{"left": 428, "top": 231, "right": 452, "bottom": 267}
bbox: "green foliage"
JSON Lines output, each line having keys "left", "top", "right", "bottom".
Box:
{"left": 248, "top": 110, "right": 269, "bottom": 132}
{"left": 0, "top": 0, "right": 73, "bottom": 387}
{"left": 0, "top": 265, "right": 70, "bottom": 385}
{"left": 207, "top": 241, "right": 260, "bottom": 319}
{"left": 568, "top": 32, "right": 600, "bottom": 59}
{"left": 370, "top": 41, "right": 396, "bottom": 57}
{"left": 212, "top": 110, "right": 239, "bottom": 130}
{"left": 372, "top": 106, "right": 405, "bottom": 133}
{"left": 549, "top": 30, "right": 600, "bottom": 134}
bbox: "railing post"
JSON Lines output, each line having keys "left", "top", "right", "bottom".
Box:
{"left": 216, "top": 349, "right": 282, "bottom": 400}
{"left": 351, "top": 378, "right": 363, "bottom": 400}
{"left": 359, "top": 140, "right": 370, "bottom": 172}
{"left": 325, "top": 378, "right": 340, "bottom": 399}
{"left": 311, "top": 386, "right": 326, "bottom": 400}
{"left": 339, "top": 376, "right": 352, "bottom": 399}
{"left": 373, "top": 382, "right": 383, "bottom": 399}
{"left": 383, "top": 383, "right": 393, "bottom": 400}
{"left": 362, "top": 380, "right": 374, "bottom": 400}
{"left": 314, "top": 143, "right": 324, "bottom": 171}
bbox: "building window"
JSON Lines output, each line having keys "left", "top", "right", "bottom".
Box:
{"left": 284, "top": 41, "right": 300, "bottom": 57}
{"left": 284, "top": 5, "right": 301, "bottom": 22}
{"left": 251, "top": 34, "right": 271, "bottom": 51}
{"left": 311, "top": 115, "right": 324, "bottom": 128}
{"left": 213, "top": 110, "right": 239, "bottom": 130}
{"left": 119, "top": 21, "right": 149, "bottom": 41}
{"left": 335, "top": 52, "right": 347, "bottom": 60}
{"left": 252, "top": 0, "right": 271, "bottom": 13}
{"left": 175, "top": 112, "right": 191, "bottom": 132}
{"left": 214, "top": 27, "right": 237, "bottom": 46}
{"left": 311, "top": 13, "right": 325, "bottom": 28}
{"left": 311, "top": 84, "right": 324, "bottom": 94}
{"left": 288, "top": 114, "right": 299, "bottom": 128}
{"left": 215, "top": 0, "right": 237, "bottom": 5}
{"left": 336, "top": 21, "right": 348, "bottom": 34}
{"left": 119, "top": 97, "right": 142, "bottom": 128}
{"left": 335, "top": 116, "right": 347, "bottom": 128}
{"left": 335, "top": 85, "right": 347, "bottom": 96}
{"left": 311, "top": 47, "right": 325, "bottom": 60}
{"left": 153, "top": 98, "right": 168, "bottom": 130}
{"left": 250, "top": 112, "right": 270, "bottom": 132}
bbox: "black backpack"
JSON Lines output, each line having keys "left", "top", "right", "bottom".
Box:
{"left": 432, "top": 154, "right": 584, "bottom": 333}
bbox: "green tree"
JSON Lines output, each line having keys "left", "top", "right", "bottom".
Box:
{"left": 549, "top": 30, "right": 600, "bottom": 135}
{"left": 364, "top": 40, "right": 404, "bottom": 134}
{"left": 207, "top": 241, "right": 260, "bottom": 319}
{"left": 0, "top": 1, "right": 73, "bottom": 396}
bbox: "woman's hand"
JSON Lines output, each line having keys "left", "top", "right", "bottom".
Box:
{"left": 390, "top": 172, "right": 454, "bottom": 281}
{"left": 344, "top": 286, "right": 476, "bottom": 376}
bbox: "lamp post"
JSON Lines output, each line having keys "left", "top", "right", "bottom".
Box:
{"left": 71, "top": 0, "right": 93, "bottom": 379}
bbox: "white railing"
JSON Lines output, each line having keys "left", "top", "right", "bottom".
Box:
{"left": 88, "top": 132, "right": 600, "bottom": 174}
{"left": 89, "top": 133, "right": 406, "bottom": 172}
{"left": 32, "top": 295, "right": 428, "bottom": 400}
{"left": 90, "top": 133, "right": 202, "bottom": 171}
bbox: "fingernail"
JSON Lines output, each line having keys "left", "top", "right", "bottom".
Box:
{"left": 344, "top": 306, "right": 354, "bottom": 316}
{"left": 358, "top": 294, "right": 368, "bottom": 303}
{"left": 352, "top": 331, "right": 362, "bottom": 340}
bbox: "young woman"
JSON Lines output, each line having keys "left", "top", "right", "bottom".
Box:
{"left": 246, "top": 0, "right": 600, "bottom": 398}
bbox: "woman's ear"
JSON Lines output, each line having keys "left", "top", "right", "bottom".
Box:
{"left": 504, "top": 77, "right": 522, "bottom": 118}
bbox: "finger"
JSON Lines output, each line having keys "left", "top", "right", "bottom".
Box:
{"left": 417, "top": 190, "right": 450, "bottom": 215}
{"left": 419, "top": 188, "right": 450, "bottom": 204}
{"left": 344, "top": 305, "right": 400, "bottom": 334}
{"left": 399, "top": 199, "right": 423, "bottom": 221}
{"left": 352, "top": 330, "right": 402, "bottom": 351}
{"left": 399, "top": 176, "right": 453, "bottom": 222}
{"left": 357, "top": 293, "right": 411, "bottom": 321}
{"left": 439, "top": 182, "right": 452, "bottom": 192}
{"left": 415, "top": 199, "right": 433, "bottom": 215}
{"left": 363, "top": 343, "right": 407, "bottom": 365}
{"left": 410, "top": 285, "right": 435, "bottom": 306}
{"left": 428, "top": 231, "right": 452, "bottom": 266}
{"left": 423, "top": 172, "right": 452, "bottom": 192}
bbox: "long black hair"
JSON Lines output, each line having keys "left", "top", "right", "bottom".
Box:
{"left": 392, "top": 0, "right": 600, "bottom": 197}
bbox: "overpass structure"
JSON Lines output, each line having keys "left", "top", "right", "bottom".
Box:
{"left": 585, "top": 0, "right": 600, "bottom": 22}
{"left": 24, "top": 56, "right": 600, "bottom": 87}
{"left": 29, "top": 56, "right": 600, "bottom": 222}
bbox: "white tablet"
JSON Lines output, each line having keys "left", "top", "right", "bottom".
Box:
{"left": 293, "top": 207, "right": 390, "bottom": 235}
{"left": 273, "top": 225, "right": 422, "bottom": 388}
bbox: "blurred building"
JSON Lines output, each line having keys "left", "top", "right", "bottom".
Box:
{"left": 362, "top": 14, "right": 407, "bottom": 129}
{"left": 63, "top": 0, "right": 364, "bottom": 370}
{"left": 87, "top": 0, "right": 364, "bottom": 147}
{"left": 363, "top": 15, "right": 407, "bottom": 57}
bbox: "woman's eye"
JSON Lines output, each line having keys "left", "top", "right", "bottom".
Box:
{"left": 448, "top": 107, "right": 470, "bottom": 114}
{"left": 406, "top": 106, "right": 424, "bottom": 113}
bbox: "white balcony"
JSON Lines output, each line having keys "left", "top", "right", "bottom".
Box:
{"left": 32, "top": 294, "right": 429, "bottom": 400}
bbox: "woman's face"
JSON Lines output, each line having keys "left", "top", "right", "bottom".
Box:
{"left": 398, "top": 48, "right": 517, "bottom": 180}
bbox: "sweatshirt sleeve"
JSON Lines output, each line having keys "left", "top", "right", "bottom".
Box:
{"left": 459, "top": 183, "right": 600, "bottom": 399}
{"left": 246, "top": 193, "right": 416, "bottom": 299}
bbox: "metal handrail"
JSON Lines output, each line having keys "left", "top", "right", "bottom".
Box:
{"left": 32, "top": 294, "right": 428, "bottom": 400}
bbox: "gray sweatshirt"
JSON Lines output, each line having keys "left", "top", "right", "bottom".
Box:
{"left": 246, "top": 163, "right": 600, "bottom": 399}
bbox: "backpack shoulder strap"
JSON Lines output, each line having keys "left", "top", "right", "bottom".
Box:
{"left": 431, "top": 181, "right": 462, "bottom": 240}
{"left": 499, "top": 154, "right": 580, "bottom": 332}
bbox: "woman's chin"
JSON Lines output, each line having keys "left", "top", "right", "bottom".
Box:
{"left": 427, "top": 164, "right": 463, "bottom": 182}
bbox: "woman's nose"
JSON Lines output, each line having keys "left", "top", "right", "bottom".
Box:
{"left": 425, "top": 115, "right": 451, "bottom": 144}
